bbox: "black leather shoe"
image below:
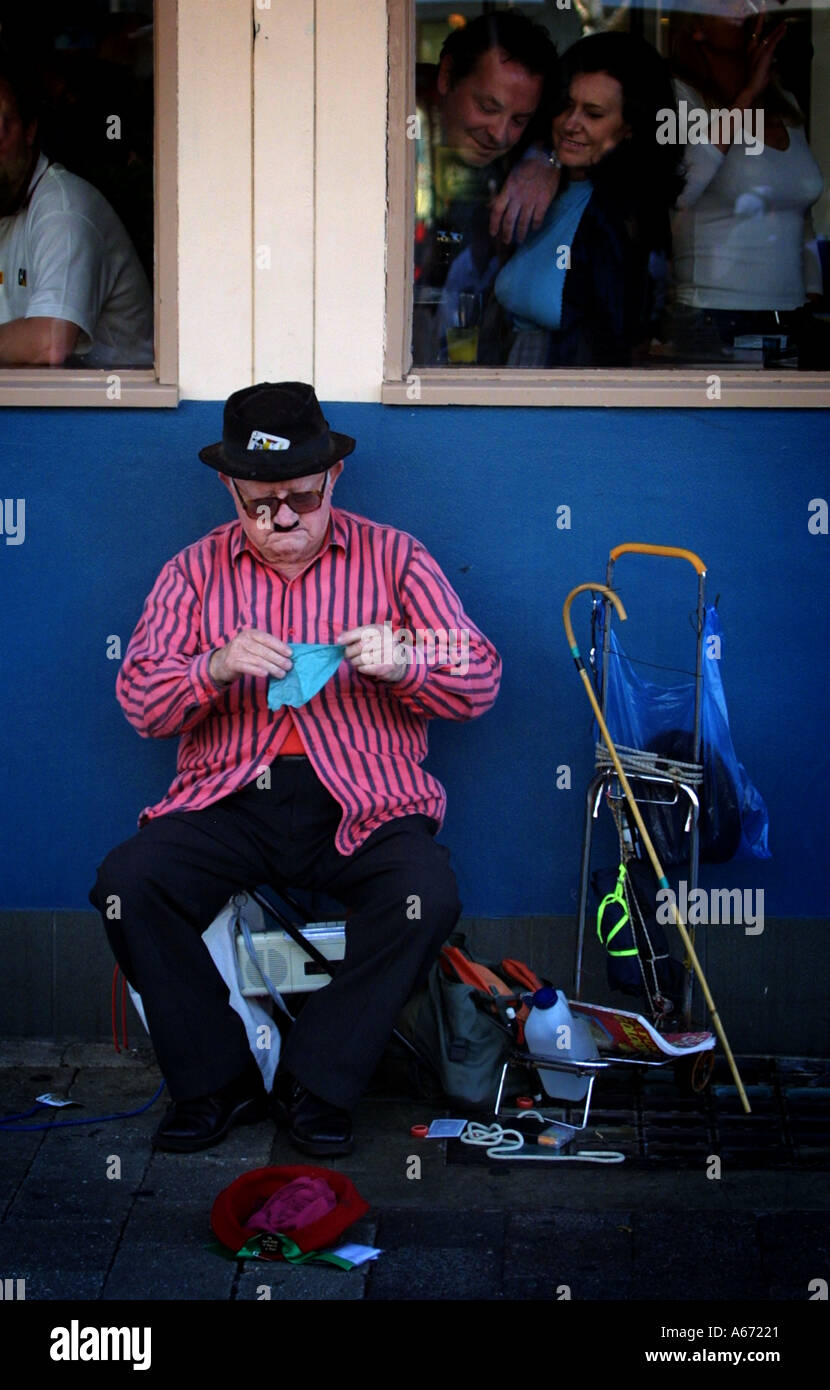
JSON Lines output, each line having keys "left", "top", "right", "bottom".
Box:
{"left": 153, "top": 1071, "right": 268, "bottom": 1153}
{"left": 271, "top": 1074, "right": 354, "bottom": 1157}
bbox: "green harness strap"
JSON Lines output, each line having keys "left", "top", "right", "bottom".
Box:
{"left": 597, "top": 862, "right": 639, "bottom": 959}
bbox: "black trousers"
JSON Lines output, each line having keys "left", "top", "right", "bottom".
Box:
{"left": 90, "top": 758, "right": 461, "bottom": 1109}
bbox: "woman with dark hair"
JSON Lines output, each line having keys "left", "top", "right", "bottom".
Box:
{"left": 493, "top": 32, "right": 684, "bottom": 366}
{"left": 667, "top": 4, "right": 823, "bottom": 359}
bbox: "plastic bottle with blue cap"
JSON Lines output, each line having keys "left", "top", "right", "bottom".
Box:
{"left": 523, "top": 987, "right": 599, "bottom": 1102}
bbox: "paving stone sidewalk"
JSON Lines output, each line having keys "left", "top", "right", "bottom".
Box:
{"left": 1, "top": 1042, "right": 829, "bottom": 1303}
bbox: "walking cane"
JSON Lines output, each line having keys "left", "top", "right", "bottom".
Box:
{"left": 564, "top": 583, "right": 751, "bottom": 1115}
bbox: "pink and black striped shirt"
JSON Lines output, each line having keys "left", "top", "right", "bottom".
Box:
{"left": 116, "top": 507, "right": 502, "bottom": 854}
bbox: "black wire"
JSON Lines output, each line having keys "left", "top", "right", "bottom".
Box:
{"left": 599, "top": 583, "right": 705, "bottom": 678}
{"left": 604, "top": 647, "right": 699, "bottom": 680}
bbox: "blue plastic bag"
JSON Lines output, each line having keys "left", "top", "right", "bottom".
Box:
{"left": 596, "top": 604, "right": 770, "bottom": 863}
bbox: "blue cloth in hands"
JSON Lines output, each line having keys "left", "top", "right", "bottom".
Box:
{"left": 267, "top": 642, "right": 346, "bottom": 710}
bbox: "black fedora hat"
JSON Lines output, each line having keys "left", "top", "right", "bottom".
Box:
{"left": 199, "top": 382, "right": 356, "bottom": 481}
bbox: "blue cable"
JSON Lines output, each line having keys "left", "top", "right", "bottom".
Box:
{"left": 0, "top": 1105, "right": 44, "bottom": 1123}
{"left": 0, "top": 1080, "right": 167, "bottom": 1132}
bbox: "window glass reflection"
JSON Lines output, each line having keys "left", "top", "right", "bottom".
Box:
{"left": 412, "top": 2, "right": 830, "bottom": 372}
{"left": 0, "top": 2, "right": 153, "bottom": 369}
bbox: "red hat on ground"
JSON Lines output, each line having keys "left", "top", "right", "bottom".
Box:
{"left": 211, "top": 1164, "right": 369, "bottom": 1260}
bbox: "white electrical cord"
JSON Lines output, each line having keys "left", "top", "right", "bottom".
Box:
{"left": 461, "top": 1122, "right": 524, "bottom": 1157}
{"left": 460, "top": 1121, "right": 625, "bottom": 1164}
{"left": 503, "top": 1109, "right": 553, "bottom": 1124}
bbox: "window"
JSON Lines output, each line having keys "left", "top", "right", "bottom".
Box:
{"left": 384, "top": 0, "right": 830, "bottom": 405}
{"left": 0, "top": 0, "right": 177, "bottom": 406}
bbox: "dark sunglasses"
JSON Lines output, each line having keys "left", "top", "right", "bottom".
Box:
{"left": 232, "top": 471, "right": 328, "bottom": 521}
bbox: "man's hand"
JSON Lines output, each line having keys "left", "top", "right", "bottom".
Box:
{"left": 489, "top": 153, "right": 560, "bottom": 245}
{"left": 209, "top": 629, "right": 293, "bottom": 687}
{"left": 336, "top": 623, "right": 413, "bottom": 683}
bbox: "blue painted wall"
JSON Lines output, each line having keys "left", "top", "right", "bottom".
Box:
{"left": 2, "top": 401, "right": 828, "bottom": 916}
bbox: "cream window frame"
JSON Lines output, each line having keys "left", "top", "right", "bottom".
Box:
{"left": 0, "top": 0, "right": 178, "bottom": 408}
{"left": 382, "top": 0, "right": 830, "bottom": 408}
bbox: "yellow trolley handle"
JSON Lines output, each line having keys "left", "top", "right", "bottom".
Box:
{"left": 609, "top": 543, "right": 706, "bottom": 576}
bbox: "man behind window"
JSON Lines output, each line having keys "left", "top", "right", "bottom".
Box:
{"left": 414, "top": 10, "right": 560, "bottom": 364}
{"left": 0, "top": 53, "right": 153, "bottom": 368}
{"left": 90, "top": 382, "right": 502, "bottom": 1157}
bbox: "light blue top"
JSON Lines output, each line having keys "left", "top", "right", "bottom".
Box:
{"left": 494, "top": 180, "right": 594, "bottom": 330}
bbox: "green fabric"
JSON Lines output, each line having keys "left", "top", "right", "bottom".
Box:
{"left": 215, "top": 1233, "right": 354, "bottom": 1269}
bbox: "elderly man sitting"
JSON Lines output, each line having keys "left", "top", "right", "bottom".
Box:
{"left": 91, "top": 382, "right": 501, "bottom": 1156}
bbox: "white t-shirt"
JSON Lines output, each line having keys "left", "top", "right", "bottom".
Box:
{"left": 671, "top": 80, "right": 824, "bottom": 311}
{"left": 0, "top": 154, "right": 153, "bottom": 366}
